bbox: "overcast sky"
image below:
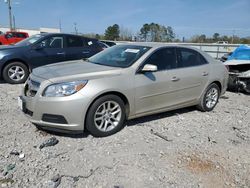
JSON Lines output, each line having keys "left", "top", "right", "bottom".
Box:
{"left": 0, "top": 0, "right": 250, "bottom": 38}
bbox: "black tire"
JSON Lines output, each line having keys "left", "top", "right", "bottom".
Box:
{"left": 86, "top": 95, "right": 126, "bottom": 137}
{"left": 197, "top": 83, "right": 220, "bottom": 112}
{"left": 2, "top": 62, "right": 29, "bottom": 84}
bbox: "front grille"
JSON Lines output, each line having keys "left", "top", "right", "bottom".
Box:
{"left": 25, "top": 79, "right": 40, "bottom": 97}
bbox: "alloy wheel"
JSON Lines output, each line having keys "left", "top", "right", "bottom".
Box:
{"left": 94, "top": 101, "right": 122, "bottom": 132}
{"left": 205, "top": 88, "right": 219, "bottom": 109}
{"left": 8, "top": 66, "right": 25, "bottom": 81}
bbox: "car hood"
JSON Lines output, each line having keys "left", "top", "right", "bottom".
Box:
{"left": 32, "top": 60, "right": 122, "bottom": 82}
{"left": 0, "top": 45, "right": 23, "bottom": 50}
{"left": 224, "top": 59, "right": 250, "bottom": 66}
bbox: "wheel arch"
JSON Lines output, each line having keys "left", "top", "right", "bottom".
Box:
{"left": 84, "top": 91, "right": 130, "bottom": 129}
{"left": 210, "top": 80, "right": 222, "bottom": 93}
{"left": 1, "top": 59, "right": 30, "bottom": 76}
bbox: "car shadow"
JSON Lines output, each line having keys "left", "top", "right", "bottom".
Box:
{"left": 126, "top": 106, "right": 197, "bottom": 127}
{"left": 0, "top": 80, "right": 6, "bottom": 84}
{"left": 38, "top": 106, "right": 198, "bottom": 139}
{"left": 35, "top": 127, "right": 90, "bottom": 139}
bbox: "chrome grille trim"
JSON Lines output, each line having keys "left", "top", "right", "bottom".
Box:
{"left": 25, "top": 78, "right": 40, "bottom": 97}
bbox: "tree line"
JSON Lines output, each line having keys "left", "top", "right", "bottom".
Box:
{"left": 190, "top": 33, "right": 250, "bottom": 44}
{"left": 82, "top": 24, "right": 250, "bottom": 44}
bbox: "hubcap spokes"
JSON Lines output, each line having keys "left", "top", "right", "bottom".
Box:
{"left": 8, "top": 66, "right": 25, "bottom": 81}
{"left": 205, "top": 88, "right": 218, "bottom": 109}
{"left": 94, "top": 101, "right": 122, "bottom": 132}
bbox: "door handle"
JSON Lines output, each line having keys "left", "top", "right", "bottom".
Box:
{"left": 82, "top": 51, "right": 90, "bottom": 54}
{"left": 57, "top": 52, "right": 65, "bottom": 55}
{"left": 202, "top": 72, "right": 209, "bottom": 76}
{"left": 171, "top": 77, "right": 180, "bottom": 82}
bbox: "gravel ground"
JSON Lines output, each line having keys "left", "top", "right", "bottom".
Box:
{"left": 0, "top": 81, "right": 249, "bottom": 188}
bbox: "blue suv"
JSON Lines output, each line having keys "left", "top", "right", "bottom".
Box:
{"left": 0, "top": 33, "right": 103, "bottom": 84}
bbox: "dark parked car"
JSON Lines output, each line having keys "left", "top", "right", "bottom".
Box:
{"left": 100, "top": 40, "right": 116, "bottom": 47}
{"left": 0, "top": 33, "right": 103, "bottom": 84}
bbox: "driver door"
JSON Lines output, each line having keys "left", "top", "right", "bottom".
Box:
{"left": 28, "top": 36, "right": 66, "bottom": 68}
{"left": 135, "top": 47, "right": 179, "bottom": 115}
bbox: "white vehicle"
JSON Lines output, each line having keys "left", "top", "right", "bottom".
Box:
{"left": 216, "top": 41, "right": 228, "bottom": 45}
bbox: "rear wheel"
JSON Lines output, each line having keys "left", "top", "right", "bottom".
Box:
{"left": 197, "top": 83, "right": 220, "bottom": 112}
{"left": 86, "top": 95, "right": 126, "bottom": 137}
{"left": 3, "top": 62, "right": 29, "bottom": 84}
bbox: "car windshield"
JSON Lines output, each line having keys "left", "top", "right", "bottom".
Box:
{"left": 87, "top": 45, "right": 151, "bottom": 68}
{"left": 15, "top": 34, "right": 43, "bottom": 46}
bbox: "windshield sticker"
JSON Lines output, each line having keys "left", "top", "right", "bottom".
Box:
{"left": 125, "top": 49, "right": 140, "bottom": 53}
{"left": 88, "top": 41, "right": 93, "bottom": 45}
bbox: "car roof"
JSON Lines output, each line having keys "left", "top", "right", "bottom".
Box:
{"left": 117, "top": 42, "right": 214, "bottom": 60}
{"left": 39, "top": 33, "right": 98, "bottom": 40}
{"left": 118, "top": 42, "right": 199, "bottom": 49}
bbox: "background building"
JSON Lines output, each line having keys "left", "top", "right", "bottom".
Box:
{"left": 0, "top": 26, "right": 60, "bottom": 36}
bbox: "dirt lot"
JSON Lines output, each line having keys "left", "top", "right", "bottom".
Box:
{"left": 0, "top": 82, "right": 249, "bottom": 188}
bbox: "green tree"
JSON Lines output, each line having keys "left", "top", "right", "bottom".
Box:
{"left": 199, "top": 34, "right": 206, "bottom": 43}
{"left": 213, "top": 33, "right": 220, "bottom": 41}
{"left": 140, "top": 23, "right": 150, "bottom": 41}
{"left": 139, "top": 23, "right": 175, "bottom": 42}
{"left": 104, "top": 24, "right": 120, "bottom": 40}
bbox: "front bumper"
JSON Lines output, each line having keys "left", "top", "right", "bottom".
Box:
{"left": 20, "top": 85, "right": 91, "bottom": 132}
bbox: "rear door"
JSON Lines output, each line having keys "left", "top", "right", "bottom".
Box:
{"left": 64, "top": 35, "right": 98, "bottom": 61}
{"left": 83, "top": 38, "right": 102, "bottom": 57}
{"left": 170, "top": 47, "right": 210, "bottom": 104}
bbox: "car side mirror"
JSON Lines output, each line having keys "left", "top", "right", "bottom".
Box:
{"left": 141, "top": 64, "right": 158, "bottom": 72}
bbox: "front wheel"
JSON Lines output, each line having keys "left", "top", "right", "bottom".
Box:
{"left": 86, "top": 95, "right": 126, "bottom": 137}
{"left": 2, "top": 62, "right": 29, "bottom": 84}
{"left": 197, "top": 83, "right": 220, "bottom": 112}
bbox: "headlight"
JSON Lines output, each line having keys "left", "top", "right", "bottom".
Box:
{"left": 43, "top": 80, "right": 88, "bottom": 97}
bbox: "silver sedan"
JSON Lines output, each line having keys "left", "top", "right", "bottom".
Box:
{"left": 19, "top": 43, "right": 228, "bottom": 137}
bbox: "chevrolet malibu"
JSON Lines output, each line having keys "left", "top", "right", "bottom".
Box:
{"left": 19, "top": 43, "right": 228, "bottom": 137}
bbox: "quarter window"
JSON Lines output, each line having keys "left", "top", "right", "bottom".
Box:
{"left": 144, "top": 48, "right": 177, "bottom": 71}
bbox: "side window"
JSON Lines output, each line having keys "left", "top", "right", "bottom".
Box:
{"left": 39, "top": 36, "right": 63, "bottom": 48}
{"left": 144, "top": 48, "right": 176, "bottom": 71}
{"left": 66, "top": 36, "right": 83, "bottom": 47}
{"left": 6, "top": 33, "right": 13, "bottom": 38}
{"left": 16, "top": 33, "right": 26, "bottom": 38}
{"left": 177, "top": 48, "right": 207, "bottom": 68}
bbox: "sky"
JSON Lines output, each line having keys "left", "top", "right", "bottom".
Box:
{"left": 0, "top": 0, "right": 250, "bottom": 39}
